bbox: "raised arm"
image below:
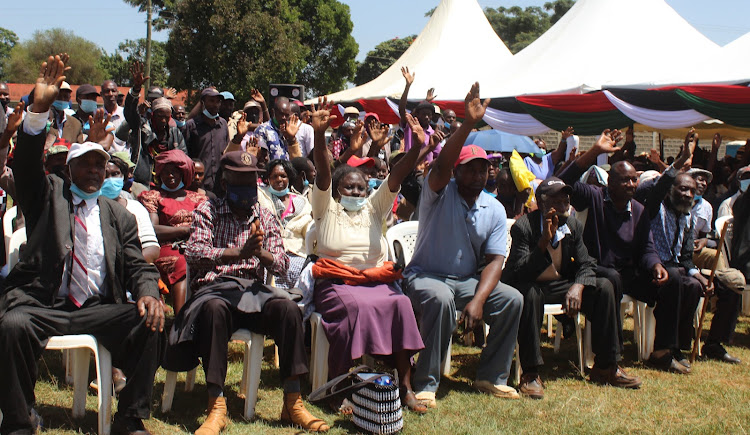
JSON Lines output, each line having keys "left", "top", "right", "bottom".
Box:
{"left": 572, "top": 129, "right": 623, "bottom": 170}
{"left": 643, "top": 129, "right": 696, "bottom": 218}
{"left": 398, "top": 67, "right": 415, "bottom": 127}
{"left": 550, "top": 126, "right": 573, "bottom": 166}
{"left": 124, "top": 61, "right": 148, "bottom": 129}
{"left": 388, "top": 114, "right": 424, "bottom": 191}
{"left": 427, "top": 82, "right": 490, "bottom": 193}
{"left": 250, "top": 89, "right": 270, "bottom": 123}
{"left": 311, "top": 97, "right": 338, "bottom": 190}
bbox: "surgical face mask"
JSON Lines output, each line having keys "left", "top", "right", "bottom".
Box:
{"left": 536, "top": 149, "right": 547, "bottom": 157}
{"left": 161, "top": 181, "right": 185, "bottom": 192}
{"left": 101, "top": 177, "right": 124, "bottom": 199}
{"left": 268, "top": 186, "right": 290, "bottom": 197}
{"left": 444, "top": 121, "right": 451, "bottom": 130}
{"left": 226, "top": 184, "right": 258, "bottom": 211}
{"left": 52, "top": 100, "right": 71, "bottom": 111}
{"left": 339, "top": 195, "right": 367, "bottom": 212}
{"left": 175, "top": 120, "right": 186, "bottom": 127}
{"left": 368, "top": 178, "right": 383, "bottom": 190}
{"left": 694, "top": 194, "right": 703, "bottom": 203}
{"left": 80, "top": 99, "right": 98, "bottom": 114}
{"left": 302, "top": 179, "right": 310, "bottom": 188}
{"left": 740, "top": 178, "right": 750, "bottom": 193}
{"left": 202, "top": 108, "right": 219, "bottom": 119}
{"left": 70, "top": 183, "right": 101, "bottom": 200}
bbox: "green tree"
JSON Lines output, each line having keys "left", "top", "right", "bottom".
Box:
{"left": 354, "top": 35, "right": 416, "bottom": 87}
{"left": 0, "top": 27, "right": 19, "bottom": 78}
{"left": 290, "top": 0, "right": 358, "bottom": 96}
{"left": 98, "top": 53, "right": 131, "bottom": 85}
{"left": 6, "top": 29, "right": 105, "bottom": 84}
{"left": 122, "top": 0, "right": 179, "bottom": 31}
{"left": 484, "top": 0, "right": 575, "bottom": 53}
{"left": 166, "top": 0, "right": 308, "bottom": 104}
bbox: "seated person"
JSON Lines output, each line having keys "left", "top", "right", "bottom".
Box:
{"left": 139, "top": 149, "right": 207, "bottom": 315}
{"left": 504, "top": 177, "right": 642, "bottom": 399}
{"left": 404, "top": 83, "right": 524, "bottom": 406}
{"left": 259, "top": 159, "right": 313, "bottom": 288}
{"left": 290, "top": 156, "right": 316, "bottom": 198}
{"left": 163, "top": 151, "right": 328, "bottom": 434}
{"left": 717, "top": 165, "right": 750, "bottom": 218}
{"left": 0, "top": 55, "right": 163, "bottom": 435}
{"left": 308, "top": 101, "right": 427, "bottom": 413}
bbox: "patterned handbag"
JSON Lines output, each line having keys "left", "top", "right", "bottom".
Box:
{"left": 309, "top": 365, "right": 403, "bottom": 434}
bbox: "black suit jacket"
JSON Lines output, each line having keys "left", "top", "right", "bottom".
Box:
{"left": 0, "top": 127, "right": 160, "bottom": 318}
{"left": 502, "top": 209, "right": 596, "bottom": 288}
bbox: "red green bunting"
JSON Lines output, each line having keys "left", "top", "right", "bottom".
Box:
{"left": 674, "top": 87, "right": 750, "bottom": 128}
{"left": 516, "top": 93, "right": 633, "bottom": 135}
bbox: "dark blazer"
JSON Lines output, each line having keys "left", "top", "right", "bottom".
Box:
{"left": 0, "top": 127, "right": 160, "bottom": 318}
{"left": 503, "top": 209, "right": 596, "bottom": 287}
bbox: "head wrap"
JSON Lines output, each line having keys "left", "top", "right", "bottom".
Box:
{"left": 154, "top": 149, "right": 194, "bottom": 186}
{"left": 151, "top": 97, "right": 173, "bottom": 113}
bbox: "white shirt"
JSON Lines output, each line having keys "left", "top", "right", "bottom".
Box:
{"left": 691, "top": 197, "right": 713, "bottom": 237}
{"left": 58, "top": 195, "right": 107, "bottom": 299}
{"left": 124, "top": 199, "right": 159, "bottom": 249}
{"left": 718, "top": 192, "right": 739, "bottom": 219}
{"left": 296, "top": 122, "right": 314, "bottom": 158}
{"left": 106, "top": 105, "right": 128, "bottom": 152}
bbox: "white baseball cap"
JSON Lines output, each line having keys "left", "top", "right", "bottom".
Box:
{"left": 66, "top": 142, "right": 111, "bottom": 164}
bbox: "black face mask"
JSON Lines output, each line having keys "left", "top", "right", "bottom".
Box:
{"left": 226, "top": 184, "right": 258, "bottom": 211}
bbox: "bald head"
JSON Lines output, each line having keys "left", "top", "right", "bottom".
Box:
{"left": 0, "top": 83, "right": 9, "bottom": 109}
{"left": 272, "top": 97, "right": 292, "bottom": 125}
{"left": 443, "top": 109, "right": 456, "bottom": 125}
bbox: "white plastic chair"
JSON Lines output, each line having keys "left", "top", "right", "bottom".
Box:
{"left": 7, "top": 227, "right": 25, "bottom": 273}
{"left": 385, "top": 221, "right": 419, "bottom": 265}
{"left": 309, "top": 312, "right": 329, "bottom": 391}
{"left": 3, "top": 205, "right": 17, "bottom": 261}
{"left": 161, "top": 329, "right": 264, "bottom": 420}
{"left": 583, "top": 294, "right": 637, "bottom": 368}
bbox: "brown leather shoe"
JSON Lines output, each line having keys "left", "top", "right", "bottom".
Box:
{"left": 518, "top": 373, "right": 544, "bottom": 399}
{"left": 280, "top": 392, "right": 329, "bottom": 432}
{"left": 195, "top": 396, "right": 228, "bottom": 435}
{"left": 590, "top": 365, "right": 642, "bottom": 389}
{"left": 647, "top": 352, "right": 690, "bottom": 374}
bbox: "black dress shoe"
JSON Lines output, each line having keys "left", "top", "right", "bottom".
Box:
{"left": 703, "top": 343, "right": 742, "bottom": 364}
{"left": 29, "top": 407, "right": 44, "bottom": 433}
{"left": 112, "top": 413, "right": 151, "bottom": 435}
{"left": 672, "top": 350, "right": 691, "bottom": 369}
{"left": 647, "top": 352, "right": 691, "bottom": 374}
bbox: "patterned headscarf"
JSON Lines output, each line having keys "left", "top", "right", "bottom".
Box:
{"left": 154, "top": 149, "right": 194, "bottom": 186}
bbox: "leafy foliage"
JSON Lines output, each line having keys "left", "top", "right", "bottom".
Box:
{"left": 485, "top": 0, "right": 575, "bottom": 53}
{"left": 354, "top": 35, "right": 416, "bottom": 87}
{"left": 6, "top": 29, "right": 105, "bottom": 85}
{"left": 0, "top": 27, "right": 19, "bottom": 78}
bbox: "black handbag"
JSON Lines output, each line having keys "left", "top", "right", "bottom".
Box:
{"left": 309, "top": 365, "right": 403, "bottom": 434}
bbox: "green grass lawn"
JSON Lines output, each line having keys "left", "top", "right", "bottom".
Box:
{"left": 26, "top": 312, "right": 750, "bottom": 434}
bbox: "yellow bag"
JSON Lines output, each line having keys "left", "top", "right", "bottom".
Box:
{"left": 508, "top": 150, "right": 536, "bottom": 205}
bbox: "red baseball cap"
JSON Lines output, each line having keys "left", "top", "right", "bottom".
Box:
{"left": 365, "top": 112, "right": 380, "bottom": 122}
{"left": 455, "top": 145, "right": 489, "bottom": 168}
{"left": 347, "top": 156, "right": 376, "bottom": 168}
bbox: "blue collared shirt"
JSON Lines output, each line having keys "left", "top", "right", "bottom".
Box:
{"left": 405, "top": 178, "right": 508, "bottom": 279}
{"left": 254, "top": 120, "right": 289, "bottom": 161}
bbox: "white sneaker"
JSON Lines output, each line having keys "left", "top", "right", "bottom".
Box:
{"left": 473, "top": 379, "right": 520, "bottom": 399}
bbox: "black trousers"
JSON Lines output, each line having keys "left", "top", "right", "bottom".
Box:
{"left": 707, "top": 281, "right": 742, "bottom": 344}
{"left": 516, "top": 278, "right": 619, "bottom": 371}
{"left": 196, "top": 298, "right": 308, "bottom": 387}
{"left": 614, "top": 266, "right": 701, "bottom": 351}
{"left": 0, "top": 298, "right": 164, "bottom": 434}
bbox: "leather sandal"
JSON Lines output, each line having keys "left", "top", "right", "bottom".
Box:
{"left": 281, "top": 392, "right": 329, "bottom": 432}
{"left": 400, "top": 387, "right": 428, "bottom": 414}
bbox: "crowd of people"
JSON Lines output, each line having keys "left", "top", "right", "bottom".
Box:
{"left": 0, "top": 53, "right": 748, "bottom": 435}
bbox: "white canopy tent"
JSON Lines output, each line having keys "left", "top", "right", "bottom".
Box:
{"left": 723, "top": 31, "right": 750, "bottom": 60}
{"left": 311, "top": 0, "right": 512, "bottom": 103}
{"left": 483, "top": 0, "right": 748, "bottom": 98}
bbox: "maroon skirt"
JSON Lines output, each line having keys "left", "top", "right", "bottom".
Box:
{"left": 313, "top": 280, "right": 424, "bottom": 378}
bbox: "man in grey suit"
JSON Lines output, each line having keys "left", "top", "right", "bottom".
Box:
{"left": 0, "top": 55, "right": 164, "bottom": 435}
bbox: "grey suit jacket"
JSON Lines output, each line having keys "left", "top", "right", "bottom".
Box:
{"left": 0, "top": 127, "right": 160, "bottom": 318}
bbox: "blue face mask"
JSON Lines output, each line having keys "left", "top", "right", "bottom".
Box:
{"left": 268, "top": 186, "right": 290, "bottom": 197}
{"left": 52, "top": 100, "right": 70, "bottom": 111}
{"left": 101, "top": 177, "right": 124, "bottom": 199}
{"left": 368, "top": 178, "right": 383, "bottom": 190}
{"left": 740, "top": 179, "right": 750, "bottom": 193}
{"left": 70, "top": 183, "right": 101, "bottom": 200}
{"left": 80, "top": 99, "right": 98, "bottom": 114}
{"left": 161, "top": 181, "right": 185, "bottom": 192}
{"left": 226, "top": 184, "right": 258, "bottom": 211}
{"left": 535, "top": 149, "right": 547, "bottom": 157}
{"left": 444, "top": 121, "right": 451, "bottom": 130}
{"left": 694, "top": 194, "right": 703, "bottom": 202}
{"left": 302, "top": 179, "right": 310, "bottom": 188}
{"left": 175, "top": 120, "right": 186, "bottom": 127}
{"left": 339, "top": 195, "right": 367, "bottom": 212}
{"left": 202, "top": 108, "right": 219, "bottom": 119}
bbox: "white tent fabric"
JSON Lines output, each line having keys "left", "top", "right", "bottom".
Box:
{"left": 312, "top": 0, "right": 512, "bottom": 103}
{"left": 482, "top": 108, "right": 551, "bottom": 136}
{"left": 602, "top": 90, "right": 711, "bottom": 129}
{"left": 723, "top": 31, "right": 750, "bottom": 61}
{"left": 483, "top": 0, "right": 746, "bottom": 98}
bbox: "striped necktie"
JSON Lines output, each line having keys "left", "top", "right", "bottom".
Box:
{"left": 69, "top": 202, "right": 90, "bottom": 307}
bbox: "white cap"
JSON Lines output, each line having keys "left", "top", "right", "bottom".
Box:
{"left": 66, "top": 142, "right": 111, "bottom": 164}
{"left": 60, "top": 81, "right": 72, "bottom": 91}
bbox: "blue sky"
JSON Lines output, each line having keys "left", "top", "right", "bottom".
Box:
{"left": 3, "top": 0, "right": 749, "bottom": 62}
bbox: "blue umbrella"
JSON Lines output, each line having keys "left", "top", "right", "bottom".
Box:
{"left": 464, "top": 129, "right": 542, "bottom": 154}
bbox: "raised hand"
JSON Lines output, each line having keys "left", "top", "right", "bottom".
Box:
{"left": 561, "top": 126, "right": 574, "bottom": 140}
{"left": 310, "top": 97, "right": 337, "bottom": 133}
{"left": 283, "top": 113, "right": 300, "bottom": 139}
{"left": 367, "top": 118, "right": 390, "bottom": 148}
{"left": 712, "top": 132, "right": 722, "bottom": 152}
{"left": 405, "top": 113, "right": 425, "bottom": 147}
{"left": 246, "top": 136, "right": 261, "bottom": 157}
{"left": 540, "top": 208, "right": 559, "bottom": 245}
{"left": 429, "top": 129, "right": 445, "bottom": 150}
{"left": 464, "top": 82, "right": 490, "bottom": 125}
{"left": 236, "top": 112, "right": 249, "bottom": 137}
{"left": 676, "top": 128, "right": 697, "bottom": 168}
{"left": 593, "top": 129, "right": 623, "bottom": 154}
{"left": 349, "top": 119, "right": 366, "bottom": 152}
{"left": 5, "top": 101, "right": 25, "bottom": 133}
{"left": 426, "top": 87, "right": 437, "bottom": 102}
{"left": 33, "top": 54, "right": 68, "bottom": 113}
{"left": 625, "top": 125, "right": 634, "bottom": 143}
{"left": 165, "top": 87, "right": 178, "bottom": 99}
{"left": 250, "top": 88, "right": 266, "bottom": 105}
{"left": 401, "top": 66, "right": 415, "bottom": 86}
{"left": 648, "top": 149, "right": 663, "bottom": 165}
{"left": 87, "top": 108, "right": 113, "bottom": 143}
{"left": 130, "top": 60, "right": 150, "bottom": 92}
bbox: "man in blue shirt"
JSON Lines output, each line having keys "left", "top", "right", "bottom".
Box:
{"left": 253, "top": 96, "right": 301, "bottom": 161}
{"left": 404, "top": 83, "right": 523, "bottom": 407}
